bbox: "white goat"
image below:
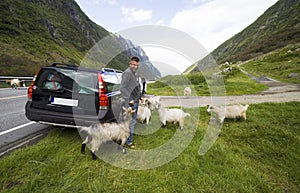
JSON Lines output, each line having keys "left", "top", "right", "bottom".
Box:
{"left": 207, "top": 104, "right": 249, "bottom": 123}
{"left": 80, "top": 107, "right": 136, "bottom": 159}
{"left": 137, "top": 98, "right": 151, "bottom": 124}
{"left": 158, "top": 105, "right": 190, "bottom": 130}
{"left": 183, "top": 87, "right": 192, "bottom": 96}
{"left": 5, "top": 79, "right": 25, "bottom": 88}
{"left": 147, "top": 96, "right": 160, "bottom": 111}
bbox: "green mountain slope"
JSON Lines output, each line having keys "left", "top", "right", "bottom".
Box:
{"left": 0, "top": 0, "right": 161, "bottom": 79}
{"left": 188, "top": 0, "right": 300, "bottom": 73}
{"left": 0, "top": 0, "right": 108, "bottom": 75}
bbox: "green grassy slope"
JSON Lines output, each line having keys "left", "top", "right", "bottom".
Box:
{"left": 187, "top": 0, "right": 300, "bottom": 78}
{"left": 241, "top": 43, "right": 300, "bottom": 83}
{"left": 212, "top": 0, "right": 300, "bottom": 64}
{"left": 0, "top": 102, "right": 299, "bottom": 192}
{"left": 0, "top": 0, "right": 129, "bottom": 76}
{"left": 147, "top": 67, "right": 267, "bottom": 96}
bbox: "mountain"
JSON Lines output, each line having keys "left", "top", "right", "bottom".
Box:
{"left": 0, "top": 0, "right": 161, "bottom": 79}
{"left": 188, "top": 0, "right": 300, "bottom": 73}
{"left": 115, "top": 33, "right": 161, "bottom": 80}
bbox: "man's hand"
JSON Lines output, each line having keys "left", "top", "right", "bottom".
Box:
{"left": 129, "top": 100, "right": 134, "bottom": 106}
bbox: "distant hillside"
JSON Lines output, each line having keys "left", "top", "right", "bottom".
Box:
{"left": 115, "top": 33, "right": 161, "bottom": 80}
{"left": 241, "top": 43, "right": 300, "bottom": 84}
{"left": 0, "top": 0, "right": 161, "bottom": 79}
{"left": 188, "top": 0, "right": 300, "bottom": 73}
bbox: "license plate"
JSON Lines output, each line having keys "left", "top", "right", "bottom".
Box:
{"left": 51, "top": 97, "right": 78, "bottom": 107}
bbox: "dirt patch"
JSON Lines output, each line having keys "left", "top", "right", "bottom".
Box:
{"left": 240, "top": 68, "right": 300, "bottom": 94}
{"left": 258, "top": 81, "right": 300, "bottom": 94}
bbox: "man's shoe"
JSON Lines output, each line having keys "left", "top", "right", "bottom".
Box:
{"left": 127, "top": 143, "right": 135, "bottom": 149}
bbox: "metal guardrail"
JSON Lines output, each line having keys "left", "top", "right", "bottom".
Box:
{"left": 0, "top": 76, "right": 33, "bottom": 82}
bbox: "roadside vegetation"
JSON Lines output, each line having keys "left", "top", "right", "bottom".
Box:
{"left": 0, "top": 102, "right": 299, "bottom": 193}
{"left": 0, "top": 82, "right": 10, "bottom": 88}
{"left": 147, "top": 66, "right": 268, "bottom": 96}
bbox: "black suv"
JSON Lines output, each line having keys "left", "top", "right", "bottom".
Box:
{"left": 25, "top": 63, "right": 124, "bottom": 127}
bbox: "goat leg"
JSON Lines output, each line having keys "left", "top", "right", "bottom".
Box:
{"left": 91, "top": 151, "right": 97, "bottom": 160}
{"left": 81, "top": 144, "right": 86, "bottom": 154}
{"left": 81, "top": 136, "right": 89, "bottom": 154}
{"left": 121, "top": 139, "right": 127, "bottom": 154}
{"left": 114, "top": 140, "right": 123, "bottom": 151}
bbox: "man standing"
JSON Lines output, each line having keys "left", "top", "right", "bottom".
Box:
{"left": 120, "top": 56, "right": 142, "bottom": 148}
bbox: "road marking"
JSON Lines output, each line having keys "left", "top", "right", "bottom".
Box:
{"left": 0, "top": 94, "right": 27, "bottom": 100}
{"left": 0, "top": 121, "right": 35, "bottom": 136}
{"left": 0, "top": 133, "right": 43, "bottom": 157}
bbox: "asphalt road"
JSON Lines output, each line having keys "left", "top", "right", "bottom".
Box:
{"left": 0, "top": 88, "right": 50, "bottom": 157}
{"left": 0, "top": 88, "right": 29, "bottom": 132}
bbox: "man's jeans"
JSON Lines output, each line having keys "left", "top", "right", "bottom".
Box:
{"left": 126, "top": 101, "right": 138, "bottom": 145}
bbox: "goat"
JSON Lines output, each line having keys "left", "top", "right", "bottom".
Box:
{"left": 147, "top": 96, "right": 160, "bottom": 111}
{"left": 137, "top": 98, "right": 151, "bottom": 124}
{"left": 183, "top": 87, "right": 192, "bottom": 96}
{"left": 80, "top": 107, "right": 136, "bottom": 159}
{"left": 158, "top": 105, "right": 190, "bottom": 130}
{"left": 5, "top": 79, "right": 25, "bottom": 88}
{"left": 207, "top": 104, "right": 249, "bottom": 123}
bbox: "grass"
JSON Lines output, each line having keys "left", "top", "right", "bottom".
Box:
{"left": 147, "top": 67, "right": 268, "bottom": 96}
{"left": 242, "top": 43, "right": 300, "bottom": 84}
{"left": 223, "top": 70, "right": 268, "bottom": 95}
{"left": 0, "top": 102, "right": 299, "bottom": 192}
{"left": 0, "top": 82, "right": 10, "bottom": 88}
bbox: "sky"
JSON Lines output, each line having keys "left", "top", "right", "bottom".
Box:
{"left": 74, "top": 0, "right": 278, "bottom": 75}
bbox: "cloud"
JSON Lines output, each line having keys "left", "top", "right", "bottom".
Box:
{"left": 170, "top": 0, "right": 277, "bottom": 51}
{"left": 121, "top": 7, "right": 153, "bottom": 23}
{"left": 155, "top": 19, "right": 165, "bottom": 25}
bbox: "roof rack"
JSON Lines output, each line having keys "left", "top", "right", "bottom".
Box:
{"left": 51, "top": 63, "right": 78, "bottom": 68}
{"left": 101, "top": 67, "right": 123, "bottom": 74}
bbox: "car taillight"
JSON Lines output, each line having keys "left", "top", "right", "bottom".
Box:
{"left": 98, "top": 72, "right": 109, "bottom": 109}
{"left": 27, "top": 68, "right": 41, "bottom": 100}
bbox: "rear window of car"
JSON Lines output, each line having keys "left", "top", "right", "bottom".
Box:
{"left": 101, "top": 68, "right": 122, "bottom": 93}
{"left": 36, "top": 68, "right": 98, "bottom": 94}
{"left": 36, "top": 67, "right": 123, "bottom": 94}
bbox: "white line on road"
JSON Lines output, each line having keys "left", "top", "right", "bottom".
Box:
{"left": 0, "top": 94, "right": 27, "bottom": 100}
{"left": 0, "top": 121, "right": 35, "bottom": 136}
